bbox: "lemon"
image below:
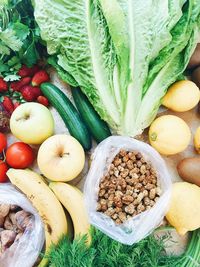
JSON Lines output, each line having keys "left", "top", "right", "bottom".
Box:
{"left": 149, "top": 115, "right": 191, "bottom": 155}
{"left": 166, "top": 182, "right": 200, "bottom": 235}
{"left": 162, "top": 80, "right": 200, "bottom": 112}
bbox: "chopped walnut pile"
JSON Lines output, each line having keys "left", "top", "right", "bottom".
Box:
{"left": 96, "top": 150, "right": 162, "bottom": 225}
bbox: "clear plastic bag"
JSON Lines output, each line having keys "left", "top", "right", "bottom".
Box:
{"left": 84, "top": 136, "right": 172, "bottom": 245}
{"left": 0, "top": 184, "right": 44, "bottom": 267}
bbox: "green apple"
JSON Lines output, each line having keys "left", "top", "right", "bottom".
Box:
{"left": 10, "top": 102, "right": 54, "bottom": 145}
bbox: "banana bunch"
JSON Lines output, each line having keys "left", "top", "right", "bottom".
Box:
{"left": 7, "top": 168, "right": 90, "bottom": 267}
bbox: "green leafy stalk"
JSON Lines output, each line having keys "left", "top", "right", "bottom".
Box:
{"left": 46, "top": 228, "right": 183, "bottom": 267}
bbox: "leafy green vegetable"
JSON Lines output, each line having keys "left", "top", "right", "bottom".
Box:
{"left": 35, "top": 0, "right": 121, "bottom": 130}
{"left": 34, "top": 0, "right": 200, "bottom": 136}
{"left": 0, "top": 0, "right": 45, "bottom": 79}
{"left": 47, "top": 228, "right": 199, "bottom": 267}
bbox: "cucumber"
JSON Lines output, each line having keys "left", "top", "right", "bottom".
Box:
{"left": 40, "top": 83, "right": 92, "bottom": 150}
{"left": 72, "top": 87, "right": 111, "bottom": 143}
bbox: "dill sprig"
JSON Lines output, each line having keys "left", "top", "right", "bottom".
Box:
{"left": 46, "top": 228, "right": 183, "bottom": 267}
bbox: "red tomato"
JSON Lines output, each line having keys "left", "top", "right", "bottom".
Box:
{"left": 0, "top": 160, "right": 9, "bottom": 182}
{"left": 6, "top": 142, "right": 34, "bottom": 169}
{"left": 0, "top": 133, "right": 7, "bottom": 153}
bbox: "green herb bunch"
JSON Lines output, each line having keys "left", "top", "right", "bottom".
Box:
{"left": 46, "top": 228, "right": 188, "bottom": 267}
{"left": 0, "top": 0, "right": 45, "bottom": 81}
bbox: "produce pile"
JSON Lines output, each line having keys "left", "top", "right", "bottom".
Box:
{"left": 0, "top": 0, "right": 200, "bottom": 267}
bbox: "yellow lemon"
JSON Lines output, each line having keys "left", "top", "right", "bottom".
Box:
{"left": 149, "top": 115, "right": 191, "bottom": 155}
{"left": 162, "top": 80, "right": 200, "bottom": 112}
{"left": 166, "top": 182, "right": 200, "bottom": 235}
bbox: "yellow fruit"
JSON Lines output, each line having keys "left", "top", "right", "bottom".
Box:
{"left": 7, "top": 169, "right": 68, "bottom": 267}
{"left": 49, "top": 182, "right": 91, "bottom": 244}
{"left": 37, "top": 134, "right": 85, "bottom": 182}
{"left": 166, "top": 182, "right": 200, "bottom": 235}
{"left": 162, "top": 80, "right": 200, "bottom": 112}
{"left": 149, "top": 115, "right": 191, "bottom": 155}
{"left": 194, "top": 126, "right": 200, "bottom": 154}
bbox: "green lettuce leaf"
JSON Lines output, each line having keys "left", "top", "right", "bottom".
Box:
{"left": 34, "top": 0, "right": 121, "bottom": 130}
{"left": 34, "top": 0, "right": 200, "bottom": 136}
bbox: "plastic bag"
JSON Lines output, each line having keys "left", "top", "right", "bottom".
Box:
{"left": 0, "top": 184, "right": 44, "bottom": 267}
{"left": 84, "top": 136, "right": 172, "bottom": 245}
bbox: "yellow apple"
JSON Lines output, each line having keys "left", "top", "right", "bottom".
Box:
{"left": 37, "top": 134, "right": 85, "bottom": 181}
{"left": 10, "top": 102, "right": 54, "bottom": 145}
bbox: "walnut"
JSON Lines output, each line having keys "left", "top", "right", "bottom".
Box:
{"left": 114, "top": 169, "right": 120, "bottom": 177}
{"left": 115, "top": 190, "right": 123, "bottom": 198}
{"left": 143, "top": 190, "right": 148, "bottom": 197}
{"left": 145, "top": 183, "right": 155, "bottom": 190}
{"left": 108, "top": 188, "right": 115, "bottom": 195}
{"left": 114, "top": 196, "right": 123, "bottom": 208}
{"left": 137, "top": 161, "right": 142, "bottom": 168}
{"left": 96, "top": 203, "right": 102, "bottom": 211}
{"left": 105, "top": 208, "right": 115, "bottom": 217}
{"left": 149, "top": 188, "right": 156, "bottom": 200}
{"left": 118, "top": 212, "right": 127, "bottom": 222}
{"left": 136, "top": 192, "right": 145, "bottom": 203}
{"left": 114, "top": 158, "right": 122, "bottom": 166}
{"left": 144, "top": 197, "right": 151, "bottom": 206}
{"left": 137, "top": 203, "right": 145, "bottom": 213}
{"left": 107, "top": 200, "right": 114, "bottom": 207}
{"left": 119, "top": 150, "right": 127, "bottom": 157}
{"left": 136, "top": 152, "right": 142, "bottom": 159}
{"left": 149, "top": 200, "right": 155, "bottom": 207}
{"left": 99, "top": 199, "right": 107, "bottom": 211}
{"left": 132, "top": 192, "right": 138, "bottom": 199}
{"left": 125, "top": 204, "right": 135, "bottom": 215}
{"left": 127, "top": 160, "right": 134, "bottom": 170}
{"left": 122, "top": 195, "right": 134, "bottom": 205}
{"left": 110, "top": 164, "right": 115, "bottom": 170}
{"left": 108, "top": 194, "right": 115, "bottom": 201}
{"left": 111, "top": 213, "right": 118, "bottom": 220}
{"left": 123, "top": 155, "right": 129, "bottom": 162}
{"left": 115, "top": 207, "right": 122, "bottom": 213}
{"left": 104, "top": 193, "right": 109, "bottom": 199}
{"left": 121, "top": 169, "right": 129, "bottom": 178}
{"left": 99, "top": 189, "right": 106, "bottom": 197}
{"left": 126, "top": 189, "right": 133, "bottom": 195}
{"left": 117, "top": 185, "right": 122, "bottom": 191}
{"left": 140, "top": 165, "right": 146, "bottom": 174}
{"left": 115, "top": 218, "right": 122, "bottom": 225}
{"left": 118, "top": 166, "right": 124, "bottom": 172}
{"left": 128, "top": 152, "right": 136, "bottom": 161}
{"left": 135, "top": 183, "right": 142, "bottom": 189}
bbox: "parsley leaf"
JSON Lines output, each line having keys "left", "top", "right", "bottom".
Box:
{"left": 0, "top": 28, "right": 23, "bottom": 51}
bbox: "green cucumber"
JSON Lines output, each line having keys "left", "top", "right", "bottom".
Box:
{"left": 72, "top": 87, "right": 111, "bottom": 143}
{"left": 40, "top": 83, "right": 92, "bottom": 150}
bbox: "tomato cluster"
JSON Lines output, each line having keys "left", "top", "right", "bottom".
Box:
{"left": 0, "top": 133, "right": 35, "bottom": 182}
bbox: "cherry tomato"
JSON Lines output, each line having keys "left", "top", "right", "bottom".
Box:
{"left": 0, "top": 133, "right": 7, "bottom": 153}
{"left": 0, "top": 160, "right": 9, "bottom": 182}
{"left": 6, "top": 142, "right": 34, "bottom": 169}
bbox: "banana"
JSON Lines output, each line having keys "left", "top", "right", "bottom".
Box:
{"left": 49, "top": 182, "right": 91, "bottom": 244}
{"left": 7, "top": 169, "right": 68, "bottom": 267}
